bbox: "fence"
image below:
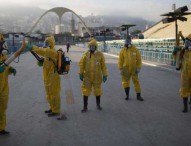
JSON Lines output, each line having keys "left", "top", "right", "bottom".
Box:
{"left": 97, "top": 41, "right": 175, "bottom": 66}
{"left": 140, "top": 50, "right": 175, "bottom": 65}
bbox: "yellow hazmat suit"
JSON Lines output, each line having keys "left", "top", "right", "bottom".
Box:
{"left": 0, "top": 54, "right": 13, "bottom": 132}
{"left": 79, "top": 39, "right": 108, "bottom": 96}
{"left": 0, "top": 34, "right": 4, "bottom": 40}
{"left": 178, "top": 34, "right": 191, "bottom": 113}
{"left": 31, "top": 36, "right": 61, "bottom": 114}
{"left": 118, "top": 44, "right": 142, "bottom": 93}
{"left": 180, "top": 48, "right": 191, "bottom": 97}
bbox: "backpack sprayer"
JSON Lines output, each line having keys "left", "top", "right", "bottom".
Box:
{"left": 22, "top": 35, "right": 73, "bottom": 114}
{"left": 0, "top": 32, "right": 73, "bottom": 121}
{"left": 23, "top": 34, "right": 71, "bottom": 75}
{"left": 0, "top": 35, "right": 26, "bottom": 67}
{"left": 0, "top": 33, "right": 71, "bottom": 75}
{"left": 0, "top": 32, "right": 38, "bottom": 67}
{"left": 57, "top": 49, "right": 70, "bottom": 74}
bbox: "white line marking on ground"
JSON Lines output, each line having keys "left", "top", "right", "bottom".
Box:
{"left": 142, "top": 62, "right": 157, "bottom": 67}
{"left": 103, "top": 53, "right": 119, "bottom": 58}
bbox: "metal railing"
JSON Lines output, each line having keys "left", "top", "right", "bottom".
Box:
{"left": 139, "top": 50, "right": 175, "bottom": 65}
{"left": 97, "top": 42, "right": 175, "bottom": 66}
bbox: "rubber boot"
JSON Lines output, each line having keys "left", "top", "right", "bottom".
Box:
{"left": 44, "top": 109, "right": 52, "bottom": 114}
{"left": 57, "top": 114, "right": 67, "bottom": 120}
{"left": 48, "top": 112, "right": 60, "bottom": 117}
{"left": 137, "top": 93, "right": 144, "bottom": 101}
{"left": 0, "top": 130, "right": 10, "bottom": 135}
{"left": 96, "top": 96, "right": 102, "bottom": 110}
{"left": 124, "top": 87, "right": 130, "bottom": 100}
{"left": 81, "top": 96, "right": 88, "bottom": 113}
{"left": 182, "top": 97, "right": 188, "bottom": 113}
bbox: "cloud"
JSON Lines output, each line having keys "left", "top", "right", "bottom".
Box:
{"left": 0, "top": 0, "right": 190, "bottom": 21}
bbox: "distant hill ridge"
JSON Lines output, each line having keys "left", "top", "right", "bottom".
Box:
{"left": 0, "top": 6, "right": 155, "bottom": 33}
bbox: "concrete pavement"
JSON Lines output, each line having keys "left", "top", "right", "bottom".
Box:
{"left": 0, "top": 46, "right": 191, "bottom": 146}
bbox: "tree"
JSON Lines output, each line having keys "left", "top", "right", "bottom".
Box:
{"left": 34, "top": 29, "right": 42, "bottom": 34}
{"left": 62, "top": 32, "right": 72, "bottom": 36}
{"left": 131, "top": 30, "right": 141, "bottom": 35}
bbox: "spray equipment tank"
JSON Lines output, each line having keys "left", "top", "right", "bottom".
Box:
{"left": 57, "top": 49, "right": 70, "bottom": 74}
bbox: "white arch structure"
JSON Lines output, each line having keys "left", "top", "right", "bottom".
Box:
{"left": 28, "top": 7, "right": 91, "bottom": 36}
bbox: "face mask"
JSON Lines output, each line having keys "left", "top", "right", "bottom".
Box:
{"left": 124, "top": 39, "right": 132, "bottom": 48}
{"left": 2, "top": 49, "right": 9, "bottom": 55}
{"left": 125, "top": 44, "right": 131, "bottom": 48}
{"left": 90, "top": 45, "right": 96, "bottom": 52}
{"left": 0, "top": 40, "right": 8, "bottom": 54}
{"left": 43, "top": 40, "right": 50, "bottom": 48}
{"left": 185, "top": 39, "right": 191, "bottom": 49}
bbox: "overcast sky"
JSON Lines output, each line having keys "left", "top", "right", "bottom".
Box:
{"left": 0, "top": 0, "right": 190, "bottom": 21}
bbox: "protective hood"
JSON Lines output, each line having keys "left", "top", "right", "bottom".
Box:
{"left": 0, "top": 34, "right": 4, "bottom": 41}
{"left": 124, "top": 39, "right": 132, "bottom": 48}
{"left": 186, "top": 34, "right": 191, "bottom": 40}
{"left": 88, "top": 39, "right": 98, "bottom": 52}
{"left": 0, "top": 34, "right": 8, "bottom": 54}
{"left": 185, "top": 34, "right": 191, "bottom": 49}
{"left": 43, "top": 35, "right": 55, "bottom": 49}
{"left": 0, "top": 54, "right": 7, "bottom": 63}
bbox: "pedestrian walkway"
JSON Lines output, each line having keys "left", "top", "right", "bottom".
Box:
{"left": 0, "top": 45, "right": 190, "bottom": 146}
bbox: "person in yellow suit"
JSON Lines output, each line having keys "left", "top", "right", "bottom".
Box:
{"left": 26, "top": 35, "right": 61, "bottom": 117}
{"left": 0, "top": 34, "right": 16, "bottom": 135}
{"left": 118, "top": 39, "right": 144, "bottom": 101}
{"left": 79, "top": 39, "right": 108, "bottom": 112}
{"left": 179, "top": 34, "right": 191, "bottom": 113}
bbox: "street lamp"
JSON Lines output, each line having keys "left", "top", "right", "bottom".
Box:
{"left": 100, "top": 28, "right": 110, "bottom": 52}
{"left": 161, "top": 5, "right": 191, "bottom": 46}
{"left": 120, "top": 24, "right": 136, "bottom": 40}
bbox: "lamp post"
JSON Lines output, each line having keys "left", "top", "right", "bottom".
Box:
{"left": 9, "top": 25, "right": 23, "bottom": 52}
{"left": 161, "top": 5, "right": 191, "bottom": 46}
{"left": 120, "top": 24, "right": 136, "bottom": 40}
{"left": 100, "top": 28, "right": 110, "bottom": 52}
